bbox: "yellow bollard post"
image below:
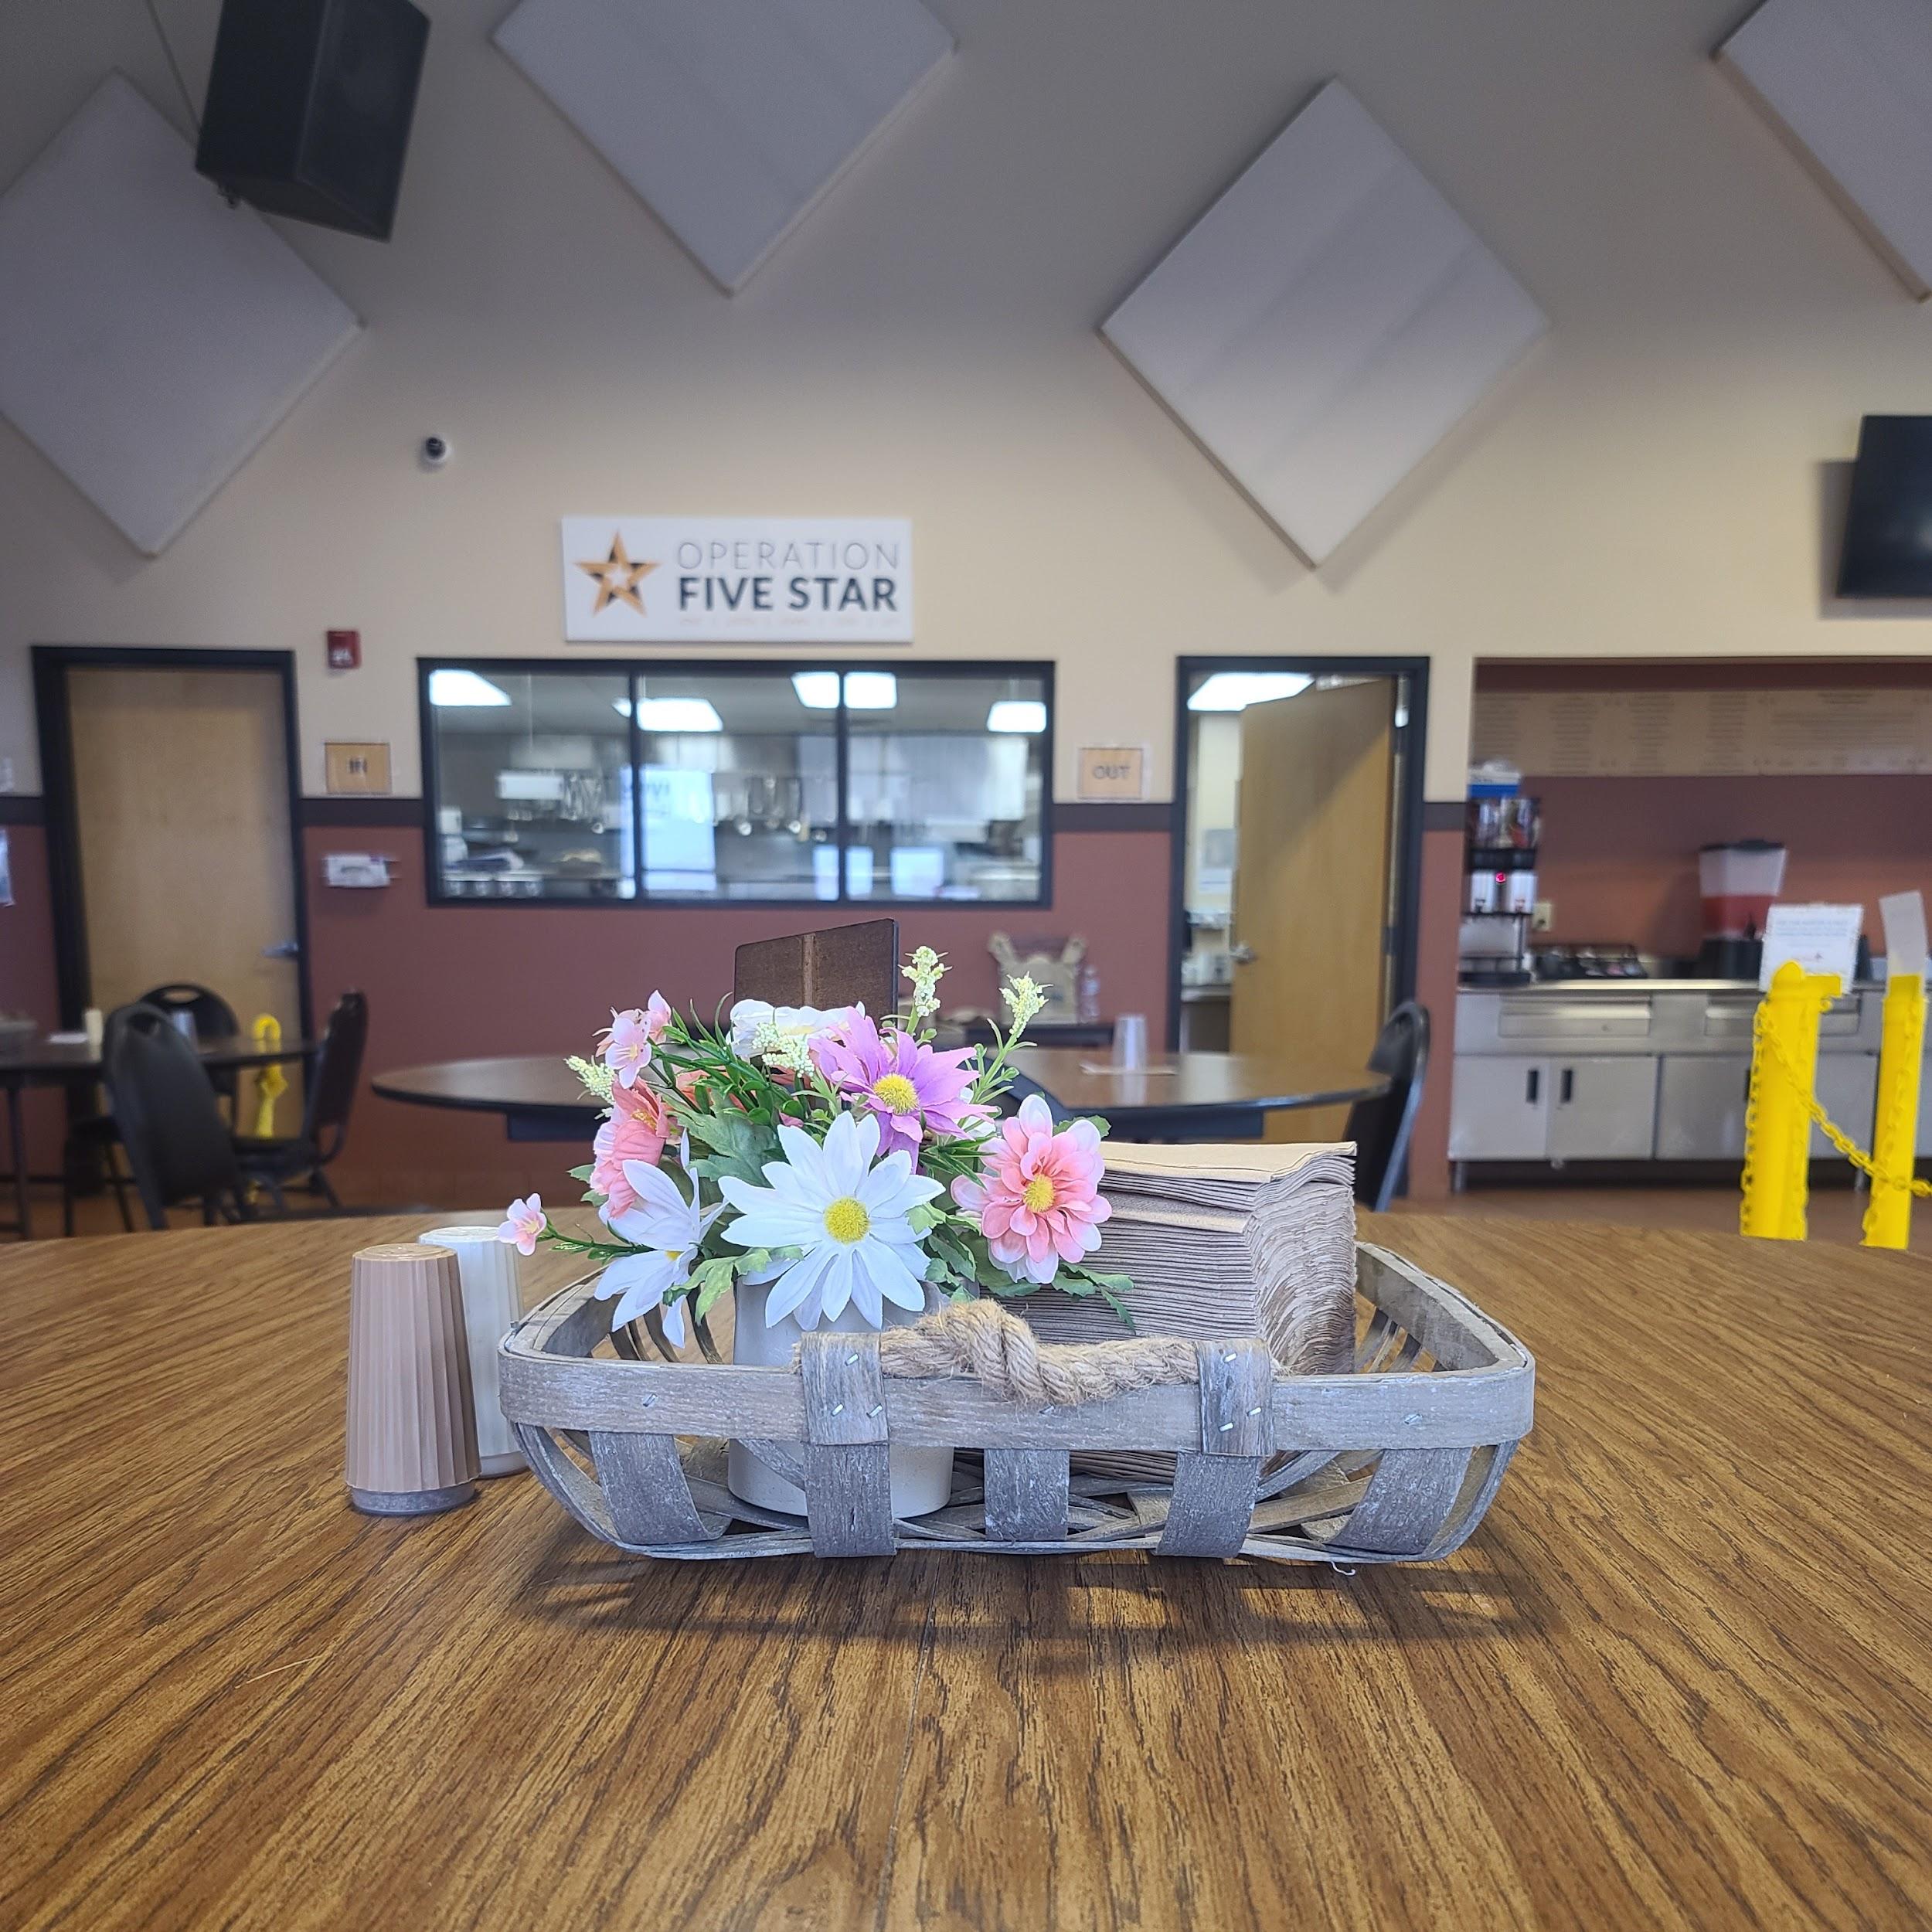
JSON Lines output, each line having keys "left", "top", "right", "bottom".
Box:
{"left": 1740, "top": 962, "right": 1838, "bottom": 1241}
{"left": 1862, "top": 971, "right": 1925, "bottom": 1250}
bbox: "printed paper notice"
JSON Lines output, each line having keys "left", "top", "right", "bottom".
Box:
{"left": 1879, "top": 891, "right": 1928, "bottom": 981}
{"left": 1758, "top": 903, "right": 1862, "bottom": 989}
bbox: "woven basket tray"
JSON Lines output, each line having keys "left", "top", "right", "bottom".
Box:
{"left": 497, "top": 1242, "right": 1534, "bottom": 1564}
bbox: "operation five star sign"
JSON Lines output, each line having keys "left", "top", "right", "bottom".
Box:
{"left": 560, "top": 517, "right": 913, "bottom": 642}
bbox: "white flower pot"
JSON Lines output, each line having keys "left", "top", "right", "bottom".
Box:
{"left": 726, "top": 1280, "right": 955, "bottom": 1519}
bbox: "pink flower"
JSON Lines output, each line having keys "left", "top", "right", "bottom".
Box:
{"left": 951, "top": 1094, "right": 1111, "bottom": 1285}
{"left": 600, "top": 994, "right": 672, "bottom": 1089}
{"left": 497, "top": 1194, "right": 546, "bottom": 1257}
{"left": 590, "top": 1085, "right": 670, "bottom": 1219}
{"left": 812, "top": 1011, "right": 990, "bottom": 1160}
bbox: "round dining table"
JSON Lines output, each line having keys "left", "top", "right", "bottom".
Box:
{"left": 372, "top": 1047, "right": 1388, "bottom": 1145}
{"left": 0, "top": 1027, "right": 315, "bottom": 1240}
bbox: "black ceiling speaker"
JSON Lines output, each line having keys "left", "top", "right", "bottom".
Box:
{"left": 195, "top": 0, "right": 430, "bottom": 241}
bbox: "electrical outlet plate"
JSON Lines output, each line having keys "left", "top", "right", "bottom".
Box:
{"left": 1532, "top": 900, "right": 1555, "bottom": 932}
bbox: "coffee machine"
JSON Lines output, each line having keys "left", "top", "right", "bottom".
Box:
{"left": 1459, "top": 794, "right": 1540, "bottom": 986}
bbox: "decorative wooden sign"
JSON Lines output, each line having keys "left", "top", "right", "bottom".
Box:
{"left": 325, "top": 742, "right": 392, "bottom": 794}
{"left": 1077, "top": 746, "right": 1148, "bottom": 800}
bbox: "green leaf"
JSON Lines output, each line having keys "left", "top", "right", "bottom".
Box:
{"left": 566, "top": 1163, "right": 597, "bottom": 1183}
{"left": 692, "top": 1255, "right": 740, "bottom": 1319}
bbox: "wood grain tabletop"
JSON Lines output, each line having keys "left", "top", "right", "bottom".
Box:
{"left": 3, "top": 1213, "right": 1929, "bottom": 1930}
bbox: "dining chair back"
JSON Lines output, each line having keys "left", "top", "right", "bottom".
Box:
{"left": 136, "top": 982, "right": 243, "bottom": 1102}
{"left": 104, "top": 1004, "right": 250, "bottom": 1229}
{"left": 302, "top": 990, "right": 368, "bottom": 1156}
{"left": 1345, "top": 1002, "right": 1430, "bottom": 1213}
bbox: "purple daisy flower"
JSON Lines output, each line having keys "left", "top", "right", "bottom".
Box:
{"left": 813, "top": 1012, "right": 990, "bottom": 1160}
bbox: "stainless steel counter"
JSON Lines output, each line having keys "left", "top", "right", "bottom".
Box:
{"left": 1450, "top": 980, "right": 1906, "bottom": 1170}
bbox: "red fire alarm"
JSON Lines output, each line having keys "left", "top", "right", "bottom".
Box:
{"left": 326, "top": 629, "right": 362, "bottom": 670}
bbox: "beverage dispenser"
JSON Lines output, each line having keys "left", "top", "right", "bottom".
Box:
{"left": 1695, "top": 840, "right": 1787, "bottom": 980}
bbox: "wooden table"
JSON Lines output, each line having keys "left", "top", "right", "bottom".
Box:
{"left": 5, "top": 1214, "right": 1928, "bottom": 1928}
{"left": 1014, "top": 1047, "right": 1389, "bottom": 1139}
{"left": 372, "top": 1056, "right": 607, "bottom": 1141}
{"left": 369, "top": 1050, "right": 1389, "bottom": 1148}
{"left": 0, "top": 1030, "right": 315, "bottom": 1240}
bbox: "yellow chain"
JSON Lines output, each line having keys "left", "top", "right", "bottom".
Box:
{"left": 1753, "top": 1005, "right": 1932, "bottom": 1197}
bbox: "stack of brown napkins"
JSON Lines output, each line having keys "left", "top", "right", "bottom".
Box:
{"left": 1017, "top": 1141, "right": 1359, "bottom": 1480}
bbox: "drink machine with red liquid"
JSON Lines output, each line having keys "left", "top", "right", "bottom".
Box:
{"left": 1696, "top": 840, "right": 1787, "bottom": 980}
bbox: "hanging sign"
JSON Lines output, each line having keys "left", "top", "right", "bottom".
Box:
{"left": 560, "top": 517, "right": 912, "bottom": 643}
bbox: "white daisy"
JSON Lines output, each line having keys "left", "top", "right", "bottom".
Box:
{"left": 718, "top": 1110, "right": 940, "bottom": 1330}
{"left": 594, "top": 1137, "right": 722, "bottom": 1348}
{"left": 726, "top": 998, "right": 860, "bottom": 1066}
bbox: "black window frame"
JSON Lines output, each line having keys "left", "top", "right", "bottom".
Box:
{"left": 418, "top": 655, "right": 1056, "bottom": 910}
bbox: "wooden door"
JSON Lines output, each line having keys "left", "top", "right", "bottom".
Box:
{"left": 68, "top": 666, "right": 301, "bottom": 1032}
{"left": 1230, "top": 681, "right": 1395, "bottom": 1141}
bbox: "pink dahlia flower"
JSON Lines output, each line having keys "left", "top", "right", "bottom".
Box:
{"left": 813, "top": 1012, "right": 989, "bottom": 1160}
{"left": 951, "top": 1094, "right": 1111, "bottom": 1285}
{"left": 600, "top": 993, "right": 672, "bottom": 1089}
{"left": 591, "top": 1083, "right": 670, "bottom": 1220}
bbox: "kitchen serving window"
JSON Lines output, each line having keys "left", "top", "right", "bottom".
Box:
{"left": 420, "top": 661, "right": 1052, "bottom": 905}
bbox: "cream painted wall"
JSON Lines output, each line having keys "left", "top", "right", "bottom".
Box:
{"left": 5, "top": 0, "right": 1932, "bottom": 804}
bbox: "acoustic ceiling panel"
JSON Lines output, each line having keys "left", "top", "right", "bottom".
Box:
{"left": 1718, "top": 0, "right": 1932, "bottom": 298}
{"left": 1102, "top": 81, "right": 1546, "bottom": 567}
{"left": 0, "top": 74, "right": 361, "bottom": 556}
{"left": 494, "top": 0, "right": 954, "bottom": 292}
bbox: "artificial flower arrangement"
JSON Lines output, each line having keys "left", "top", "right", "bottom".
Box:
{"left": 498, "top": 948, "right": 1131, "bottom": 1358}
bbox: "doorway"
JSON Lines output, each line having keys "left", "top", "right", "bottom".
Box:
{"left": 33, "top": 648, "right": 312, "bottom": 1043}
{"left": 1169, "top": 657, "right": 1427, "bottom": 1139}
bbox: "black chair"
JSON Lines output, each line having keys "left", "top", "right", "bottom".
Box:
{"left": 1345, "top": 1002, "right": 1430, "bottom": 1213}
{"left": 102, "top": 1005, "right": 253, "bottom": 1229}
{"left": 234, "top": 991, "right": 367, "bottom": 1211}
{"left": 60, "top": 1111, "right": 134, "bottom": 1237}
{"left": 136, "top": 982, "right": 243, "bottom": 1111}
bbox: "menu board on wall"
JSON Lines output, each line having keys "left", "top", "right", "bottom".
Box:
{"left": 1471, "top": 689, "right": 1932, "bottom": 776}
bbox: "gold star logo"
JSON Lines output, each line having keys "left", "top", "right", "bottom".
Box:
{"left": 577, "top": 534, "right": 659, "bottom": 615}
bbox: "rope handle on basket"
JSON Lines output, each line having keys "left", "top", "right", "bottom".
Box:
{"left": 797, "top": 1298, "right": 1219, "bottom": 1407}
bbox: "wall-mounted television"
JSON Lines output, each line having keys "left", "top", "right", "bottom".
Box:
{"left": 1838, "top": 416, "right": 1932, "bottom": 598}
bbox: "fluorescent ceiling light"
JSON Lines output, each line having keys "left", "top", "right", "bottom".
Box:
{"left": 1187, "top": 672, "right": 1311, "bottom": 713}
{"left": 428, "top": 668, "right": 511, "bottom": 708}
{"left": 987, "top": 699, "right": 1046, "bottom": 734}
{"left": 842, "top": 671, "right": 897, "bottom": 709}
{"left": 791, "top": 671, "right": 899, "bottom": 709}
{"left": 632, "top": 696, "right": 723, "bottom": 733}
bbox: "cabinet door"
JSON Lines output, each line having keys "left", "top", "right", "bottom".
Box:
{"left": 1546, "top": 1056, "right": 1658, "bottom": 1161}
{"left": 1655, "top": 1056, "right": 1750, "bottom": 1160}
{"left": 1812, "top": 1054, "right": 1877, "bottom": 1161}
{"left": 1449, "top": 1057, "right": 1549, "bottom": 1159}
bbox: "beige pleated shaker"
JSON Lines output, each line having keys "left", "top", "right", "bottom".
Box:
{"left": 417, "top": 1225, "right": 526, "bottom": 1477}
{"left": 345, "top": 1243, "right": 481, "bottom": 1515}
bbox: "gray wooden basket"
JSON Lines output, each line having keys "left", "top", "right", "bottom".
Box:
{"left": 497, "top": 1243, "right": 1534, "bottom": 1564}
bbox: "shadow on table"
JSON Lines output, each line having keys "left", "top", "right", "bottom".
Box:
{"left": 507, "top": 1513, "right": 1553, "bottom": 1658}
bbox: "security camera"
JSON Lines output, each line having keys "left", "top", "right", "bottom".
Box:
{"left": 420, "top": 434, "right": 451, "bottom": 468}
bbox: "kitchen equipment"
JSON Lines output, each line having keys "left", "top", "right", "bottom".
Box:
{"left": 1532, "top": 941, "right": 1648, "bottom": 981}
{"left": 1696, "top": 840, "right": 1787, "bottom": 981}
{"left": 1461, "top": 794, "right": 1542, "bottom": 986}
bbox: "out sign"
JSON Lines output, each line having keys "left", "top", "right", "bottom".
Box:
{"left": 1077, "top": 746, "right": 1146, "bottom": 801}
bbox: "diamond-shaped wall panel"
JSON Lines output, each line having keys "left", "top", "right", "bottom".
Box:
{"left": 495, "top": 0, "right": 954, "bottom": 292}
{"left": 0, "top": 74, "right": 360, "bottom": 556}
{"left": 1719, "top": 0, "right": 1932, "bottom": 298}
{"left": 1102, "top": 81, "right": 1546, "bottom": 567}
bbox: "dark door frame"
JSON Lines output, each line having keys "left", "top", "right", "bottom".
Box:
{"left": 32, "top": 645, "right": 315, "bottom": 1040}
{"left": 1167, "top": 655, "right": 1430, "bottom": 1052}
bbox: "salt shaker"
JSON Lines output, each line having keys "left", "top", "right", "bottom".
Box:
{"left": 417, "top": 1225, "right": 527, "bottom": 1476}
{"left": 344, "top": 1243, "right": 480, "bottom": 1515}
